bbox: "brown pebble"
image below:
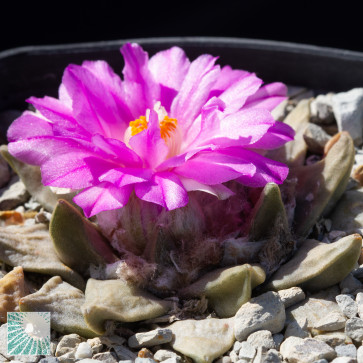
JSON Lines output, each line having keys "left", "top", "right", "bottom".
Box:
{"left": 138, "top": 347, "right": 154, "bottom": 358}
{"left": 0, "top": 210, "right": 24, "bottom": 225}
{"left": 0, "top": 266, "right": 27, "bottom": 322}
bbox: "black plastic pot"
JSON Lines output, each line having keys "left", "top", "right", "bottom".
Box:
{"left": 1, "top": 36, "right": 363, "bottom": 119}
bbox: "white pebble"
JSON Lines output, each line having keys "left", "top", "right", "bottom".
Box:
{"left": 75, "top": 342, "right": 93, "bottom": 359}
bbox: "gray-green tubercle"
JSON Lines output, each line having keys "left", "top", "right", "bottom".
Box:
{"left": 50, "top": 199, "right": 118, "bottom": 275}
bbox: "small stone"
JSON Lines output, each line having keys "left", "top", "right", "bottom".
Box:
{"left": 314, "top": 332, "right": 352, "bottom": 347}
{"left": 272, "top": 334, "right": 284, "bottom": 350}
{"left": 357, "top": 345, "right": 363, "bottom": 363}
{"left": 39, "top": 357, "right": 61, "bottom": 363}
{"left": 113, "top": 345, "right": 137, "bottom": 360}
{"left": 277, "top": 287, "right": 305, "bottom": 308}
{"left": 87, "top": 337, "right": 103, "bottom": 354}
{"left": 332, "top": 88, "right": 363, "bottom": 146}
{"left": 0, "top": 177, "right": 29, "bottom": 210}
{"left": 233, "top": 341, "right": 243, "bottom": 354}
{"left": 159, "top": 358, "right": 180, "bottom": 363}
{"left": 335, "top": 344, "right": 357, "bottom": 358}
{"left": 55, "top": 334, "right": 83, "bottom": 357}
{"left": 38, "top": 358, "right": 60, "bottom": 363}
{"left": 253, "top": 348, "right": 282, "bottom": 363}
{"left": 57, "top": 350, "right": 76, "bottom": 362}
{"left": 287, "top": 286, "right": 347, "bottom": 330}
{"left": 356, "top": 292, "right": 363, "bottom": 318}
{"left": 303, "top": 123, "right": 332, "bottom": 154}
{"left": 153, "top": 349, "right": 182, "bottom": 362}
{"left": 230, "top": 350, "right": 239, "bottom": 363}
{"left": 345, "top": 317, "right": 363, "bottom": 342}
{"left": 340, "top": 273, "right": 363, "bottom": 294}
{"left": 168, "top": 317, "right": 235, "bottom": 363}
{"left": 76, "top": 360, "right": 103, "bottom": 363}
{"left": 313, "top": 312, "right": 347, "bottom": 331}
{"left": 280, "top": 337, "right": 336, "bottom": 362}
{"left": 284, "top": 317, "right": 310, "bottom": 339}
{"left": 246, "top": 330, "right": 275, "bottom": 350}
{"left": 138, "top": 348, "right": 154, "bottom": 358}
{"left": 75, "top": 342, "right": 93, "bottom": 359}
{"left": 215, "top": 357, "right": 232, "bottom": 363}
{"left": 0, "top": 266, "right": 27, "bottom": 322}
{"left": 135, "top": 358, "right": 157, "bottom": 363}
{"left": 234, "top": 291, "right": 285, "bottom": 341}
{"left": 331, "top": 358, "right": 357, "bottom": 363}
{"left": 128, "top": 329, "right": 173, "bottom": 348}
{"left": 313, "top": 360, "right": 328, "bottom": 363}
{"left": 92, "top": 352, "right": 118, "bottom": 363}
{"left": 310, "top": 93, "right": 335, "bottom": 124}
{"left": 336, "top": 294, "right": 358, "bottom": 318}
{"left": 118, "top": 361, "right": 134, "bottom": 363}
{"left": 238, "top": 341, "right": 256, "bottom": 362}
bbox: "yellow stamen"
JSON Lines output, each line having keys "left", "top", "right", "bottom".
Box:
{"left": 129, "top": 115, "right": 178, "bottom": 142}
{"left": 129, "top": 116, "right": 148, "bottom": 136}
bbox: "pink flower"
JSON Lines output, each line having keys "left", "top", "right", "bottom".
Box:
{"left": 7, "top": 43, "right": 294, "bottom": 218}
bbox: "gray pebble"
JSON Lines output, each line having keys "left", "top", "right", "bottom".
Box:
{"left": 336, "top": 294, "right": 358, "bottom": 318}
{"left": 277, "top": 287, "right": 305, "bottom": 308}
{"left": 272, "top": 334, "right": 284, "bottom": 350}
{"left": 313, "top": 312, "right": 347, "bottom": 331}
{"left": 55, "top": 334, "right": 83, "bottom": 357}
{"left": 357, "top": 345, "right": 363, "bottom": 363}
{"left": 330, "top": 358, "right": 357, "bottom": 363}
{"left": 0, "top": 177, "right": 29, "bottom": 210}
{"left": 284, "top": 317, "right": 310, "bottom": 339}
{"left": 234, "top": 291, "right": 285, "bottom": 341}
{"left": 38, "top": 359, "right": 60, "bottom": 363}
{"left": 238, "top": 341, "right": 256, "bottom": 362}
{"left": 135, "top": 358, "right": 157, "bottom": 363}
{"left": 310, "top": 93, "right": 335, "bottom": 124}
{"left": 335, "top": 344, "right": 357, "bottom": 358}
{"left": 153, "top": 350, "right": 182, "bottom": 362}
{"left": 345, "top": 317, "right": 363, "bottom": 342}
{"left": 93, "top": 352, "right": 119, "bottom": 363}
{"left": 128, "top": 329, "right": 172, "bottom": 348}
{"left": 113, "top": 345, "right": 137, "bottom": 361}
{"left": 246, "top": 330, "right": 276, "bottom": 350}
{"left": 280, "top": 337, "right": 336, "bottom": 362}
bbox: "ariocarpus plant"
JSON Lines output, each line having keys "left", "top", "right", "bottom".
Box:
{"left": 7, "top": 43, "right": 296, "bottom": 291}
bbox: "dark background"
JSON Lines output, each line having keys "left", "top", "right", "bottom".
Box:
{"left": 0, "top": 1, "right": 361, "bottom": 53}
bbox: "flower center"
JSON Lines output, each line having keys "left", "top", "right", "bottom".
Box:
{"left": 124, "top": 102, "right": 182, "bottom": 159}
{"left": 129, "top": 115, "right": 178, "bottom": 142}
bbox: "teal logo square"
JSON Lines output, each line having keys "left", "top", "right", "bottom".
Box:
{"left": 7, "top": 312, "right": 51, "bottom": 355}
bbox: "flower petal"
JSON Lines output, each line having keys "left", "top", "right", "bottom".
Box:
{"left": 174, "top": 150, "right": 256, "bottom": 184}
{"left": 135, "top": 172, "right": 188, "bottom": 210}
{"left": 218, "top": 73, "right": 263, "bottom": 114}
{"left": 73, "top": 182, "right": 133, "bottom": 217}
{"left": 180, "top": 177, "right": 234, "bottom": 200}
{"left": 121, "top": 43, "right": 160, "bottom": 110}
{"left": 171, "top": 54, "right": 220, "bottom": 135}
{"left": 244, "top": 82, "right": 287, "bottom": 111}
{"left": 246, "top": 121, "right": 295, "bottom": 150}
{"left": 7, "top": 111, "right": 54, "bottom": 142}
{"left": 99, "top": 167, "right": 153, "bottom": 187}
{"left": 236, "top": 149, "right": 290, "bottom": 187}
{"left": 62, "top": 64, "right": 129, "bottom": 139}
{"left": 149, "top": 46, "right": 190, "bottom": 111}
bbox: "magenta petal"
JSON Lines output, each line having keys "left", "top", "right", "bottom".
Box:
{"left": 135, "top": 172, "right": 188, "bottom": 210}
{"left": 171, "top": 54, "right": 220, "bottom": 133}
{"left": 7, "top": 112, "right": 53, "bottom": 142}
{"left": 174, "top": 150, "right": 255, "bottom": 184}
{"left": 62, "top": 64, "right": 128, "bottom": 139}
{"left": 148, "top": 47, "right": 190, "bottom": 112}
{"left": 246, "top": 121, "right": 295, "bottom": 150}
{"left": 149, "top": 46, "right": 190, "bottom": 92}
{"left": 180, "top": 177, "right": 234, "bottom": 200}
{"left": 236, "top": 149, "right": 290, "bottom": 187}
{"left": 209, "top": 65, "right": 251, "bottom": 98}
{"left": 244, "top": 82, "right": 287, "bottom": 111}
{"left": 91, "top": 134, "right": 142, "bottom": 167}
{"left": 99, "top": 167, "right": 152, "bottom": 187}
{"left": 129, "top": 109, "right": 169, "bottom": 169}
{"left": 121, "top": 43, "right": 160, "bottom": 108}
{"left": 73, "top": 182, "right": 133, "bottom": 218}
{"left": 218, "top": 74, "right": 263, "bottom": 114}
